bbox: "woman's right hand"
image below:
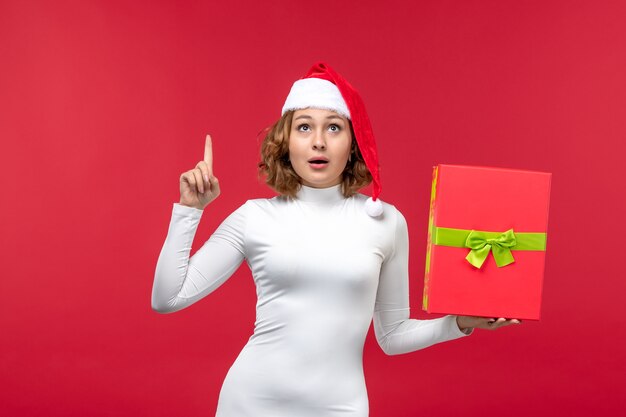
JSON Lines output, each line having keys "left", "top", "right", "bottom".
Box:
{"left": 179, "top": 134, "right": 221, "bottom": 210}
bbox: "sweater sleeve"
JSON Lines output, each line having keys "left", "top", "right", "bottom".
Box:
{"left": 373, "top": 208, "right": 471, "bottom": 355}
{"left": 151, "top": 202, "right": 247, "bottom": 313}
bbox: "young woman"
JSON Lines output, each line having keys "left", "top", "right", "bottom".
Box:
{"left": 152, "top": 62, "right": 519, "bottom": 417}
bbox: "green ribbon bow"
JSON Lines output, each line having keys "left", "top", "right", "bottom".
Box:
{"left": 464, "top": 229, "right": 516, "bottom": 268}
{"left": 433, "top": 227, "right": 547, "bottom": 269}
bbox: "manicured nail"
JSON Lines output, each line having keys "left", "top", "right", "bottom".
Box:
{"left": 204, "top": 174, "right": 209, "bottom": 183}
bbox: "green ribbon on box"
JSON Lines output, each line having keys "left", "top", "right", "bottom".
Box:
{"left": 434, "top": 227, "right": 547, "bottom": 269}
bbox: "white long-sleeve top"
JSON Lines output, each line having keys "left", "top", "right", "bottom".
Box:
{"left": 152, "top": 184, "right": 470, "bottom": 417}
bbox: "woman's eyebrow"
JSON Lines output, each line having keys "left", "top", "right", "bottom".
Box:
{"left": 294, "top": 115, "right": 313, "bottom": 120}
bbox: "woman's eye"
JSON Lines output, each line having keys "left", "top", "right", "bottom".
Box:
{"left": 297, "top": 124, "right": 310, "bottom": 132}
{"left": 328, "top": 124, "right": 341, "bottom": 132}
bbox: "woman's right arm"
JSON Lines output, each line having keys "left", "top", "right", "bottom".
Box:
{"left": 151, "top": 203, "right": 246, "bottom": 313}
{"left": 151, "top": 134, "right": 245, "bottom": 313}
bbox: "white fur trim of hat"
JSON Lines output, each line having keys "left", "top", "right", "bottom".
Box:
{"left": 281, "top": 78, "right": 351, "bottom": 119}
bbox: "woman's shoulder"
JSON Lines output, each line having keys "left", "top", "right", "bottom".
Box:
{"left": 350, "top": 194, "right": 407, "bottom": 253}
{"left": 348, "top": 194, "right": 407, "bottom": 241}
{"left": 353, "top": 193, "right": 405, "bottom": 220}
{"left": 244, "top": 195, "right": 286, "bottom": 208}
{"left": 217, "top": 197, "right": 282, "bottom": 229}
{"left": 234, "top": 195, "right": 291, "bottom": 216}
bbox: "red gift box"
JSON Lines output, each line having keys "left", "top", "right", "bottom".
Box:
{"left": 422, "top": 165, "right": 552, "bottom": 320}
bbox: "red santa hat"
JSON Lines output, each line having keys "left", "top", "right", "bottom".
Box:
{"left": 282, "top": 62, "right": 383, "bottom": 217}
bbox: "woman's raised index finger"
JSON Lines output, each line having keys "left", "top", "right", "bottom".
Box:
{"left": 204, "top": 134, "right": 213, "bottom": 170}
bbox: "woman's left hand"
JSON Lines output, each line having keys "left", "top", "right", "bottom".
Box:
{"left": 456, "top": 316, "right": 521, "bottom": 332}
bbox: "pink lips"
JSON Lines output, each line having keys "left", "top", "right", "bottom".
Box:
{"left": 308, "top": 156, "right": 329, "bottom": 169}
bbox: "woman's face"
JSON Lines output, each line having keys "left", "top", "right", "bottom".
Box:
{"left": 288, "top": 108, "right": 352, "bottom": 189}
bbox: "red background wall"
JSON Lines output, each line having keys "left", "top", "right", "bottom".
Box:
{"left": 2, "top": 1, "right": 625, "bottom": 416}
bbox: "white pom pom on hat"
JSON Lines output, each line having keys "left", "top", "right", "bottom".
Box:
{"left": 365, "top": 197, "right": 384, "bottom": 217}
{"left": 282, "top": 62, "right": 383, "bottom": 217}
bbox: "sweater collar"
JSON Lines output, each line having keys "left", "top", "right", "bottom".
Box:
{"left": 296, "top": 184, "right": 344, "bottom": 203}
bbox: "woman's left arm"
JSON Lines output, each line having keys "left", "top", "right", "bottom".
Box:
{"left": 373, "top": 209, "right": 471, "bottom": 355}
{"left": 373, "top": 209, "right": 522, "bottom": 355}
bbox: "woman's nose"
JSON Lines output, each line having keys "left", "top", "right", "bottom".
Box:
{"left": 312, "top": 131, "right": 326, "bottom": 150}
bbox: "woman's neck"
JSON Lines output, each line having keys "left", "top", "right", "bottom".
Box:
{"left": 295, "top": 183, "right": 344, "bottom": 203}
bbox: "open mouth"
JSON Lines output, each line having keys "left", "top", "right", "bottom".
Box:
{"left": 308, "top": 157, "right": 329, "bottom": 166}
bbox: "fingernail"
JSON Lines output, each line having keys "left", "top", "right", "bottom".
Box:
{"left": 204, "top": 174, "right": 209, "bottom": 183}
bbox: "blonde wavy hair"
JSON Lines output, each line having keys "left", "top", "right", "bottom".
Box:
{"left": 258, "top": 110, "right": 373, "bottom": 198}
